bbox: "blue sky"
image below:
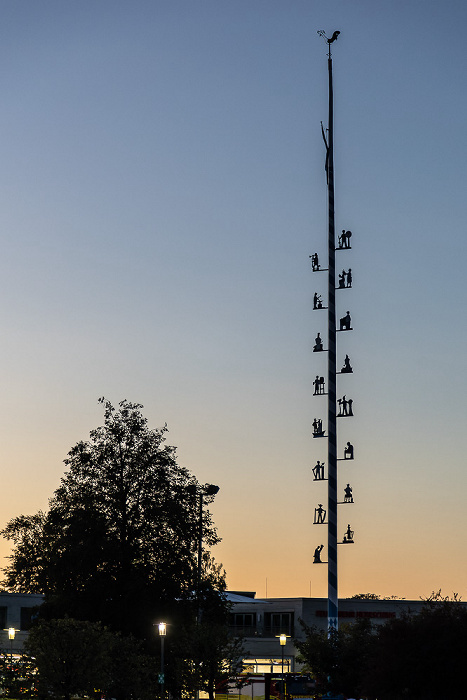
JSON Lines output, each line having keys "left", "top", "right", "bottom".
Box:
{"left": 0, "top": 0, "right": 466, "bottom": 599}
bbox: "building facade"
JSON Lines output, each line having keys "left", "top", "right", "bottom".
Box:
{"left": 227, "top": 592, "right": 433, "bottom": 674}
{"left": 0, "top": 593, "right": 44, "bottom": 654}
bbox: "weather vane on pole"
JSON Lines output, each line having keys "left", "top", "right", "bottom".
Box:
{"left": 317, "top": 30, "right": 340, "bottom": 58}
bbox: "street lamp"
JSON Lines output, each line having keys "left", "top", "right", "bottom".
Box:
{"left": 4, "top": 628, "right": 16, "bottom": 663}
{"left": 187, "top": 483, "right": 220, "bottom": 621}
{"left": 158, "top": 622, "right": 166, "bottom": 700}
{"left": 277, "top": 634, "right": 289, "bottom": 700}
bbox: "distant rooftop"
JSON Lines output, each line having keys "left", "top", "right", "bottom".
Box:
{"left": 226, "top": 591, "right": 267, "bottom": 603}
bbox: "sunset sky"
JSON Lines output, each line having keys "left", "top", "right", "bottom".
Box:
{"left": 0, "top": 0, "right": 467, "bottom": 601}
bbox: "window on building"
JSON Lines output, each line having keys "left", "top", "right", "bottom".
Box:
{"left": 229, "top": 612, "right": 256, "bottom": 635}
{"left": 264, "top": 611, "right": 294, "bottom": 636}
{"left": 20, "top": 607, "right": 36, "bottom": 631}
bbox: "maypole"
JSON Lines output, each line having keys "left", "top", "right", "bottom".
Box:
{"left": 324, "top": 31, "right": 338, "bottom": 633}
{"left": 312, "top": 30, "right": 355, "bottom": 634}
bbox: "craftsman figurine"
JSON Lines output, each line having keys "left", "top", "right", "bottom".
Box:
{"left": 338, "top": 395, "right": 353, "bottom": 417}
{"left": 339, "top": 311, "right": 352, "bottom": 330}
{"left": 312, "top": 460, "right": 325, "bottom": 480}
{"left": 343, "top": 524, "right": 354, "bottom": 543}
{"left": 338, "top": 269, "right": 352, "bottom": 289}
{"left": 313, "top": 376, "right": 325, "bottom": 395}
{"left": 310, "top": 253, "right": 320, "bottom": 271}
{"left": 313, "top": 333, "right": 324, "bottom": 352}
{"left": 341, "top": 354, "right": 352, "bottom": 373}
{"left": 344, "top": 441, "right": 354, "bottom": 459}
{"left": 344, "top": 484, "right": 353, "bottom": 503}
{"left": 312, "top": 418, "right": 324, "bottom": 437}
{"left": 314, "top": 504, "right": 326, "bottom": 524}
{"left": 313, "top": 544, "right": 324, "bottom": 563}
{"left": 313, "top": 293, "right": 324, "bottom": 310}
{"left": 338, "top": 229, "right": 352, "bottom": 249}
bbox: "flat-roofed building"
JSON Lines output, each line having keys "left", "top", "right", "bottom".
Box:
{"left": 226, "top": 591, "right": 436, "bottom": 673}
{"left": 0, "top": 593, "right": 44, "bottom": 654}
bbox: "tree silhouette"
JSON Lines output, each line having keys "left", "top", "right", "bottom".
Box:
{"left": 2, "top": 399, "right": 223, "bottom": 639}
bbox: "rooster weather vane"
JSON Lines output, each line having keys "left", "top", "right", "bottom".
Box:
{"left": 317, "top": 30, "right": 340, "bottom": 53}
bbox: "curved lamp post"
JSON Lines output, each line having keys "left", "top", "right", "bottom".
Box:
{"left": 187, "top": 483, "right": 220, "bottom": 622}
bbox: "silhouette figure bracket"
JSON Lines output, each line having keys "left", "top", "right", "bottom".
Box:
{"left": 341, "top": 525, "right": 354, "bottom": 544}
{"left": 337, "top": 396, "right": 353, "bottom": 417}
{"left": 338, "top": 355, "right": 353, "bottom": 374}
{"left": 312, "top": 418, "right": 325, "bottom": 437}
{"left": 337, "top": 229, "right": 352, "bottom": 249}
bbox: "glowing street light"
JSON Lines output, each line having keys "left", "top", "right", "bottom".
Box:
{"left": 276, "top": 634, "right": 289, "bottom": 699}
{"left": 158, "top": 622, "right": 167, "bottom": 700}
{"left": 4, "top": 628, "right": 17, "bottom": 662}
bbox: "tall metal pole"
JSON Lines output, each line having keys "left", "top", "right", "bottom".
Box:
{"left": 326, "top": 42, "right": 338, "bottom": 633}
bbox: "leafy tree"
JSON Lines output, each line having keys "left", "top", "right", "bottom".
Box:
{"left": 364, "top": 592, "right": 467, "bottom": 700}
{"left": 25, "top": 617, "right": 157, "bottom": 700}
{"left": 169, "top": 593, "right": 244, "bottom": 700}
{"left": 106, "top": 633, "right": 157, "bottom": 700}
{"left": 25, "top": 618, "right": 113, "bottom": 700}
{"left": 348, "top": 592, "right": 382, "bottom": 600}
{"left": 349, "top": 592, "right": 403, "bottom": 600}
{"left": 297, "top": 592, "right": 467, "bottom": 700}
{"left": 2, "top": 399, "right": 223, "bottom": 639}
{"left": 296, "top": 618, "right": 374, "bottom": 698}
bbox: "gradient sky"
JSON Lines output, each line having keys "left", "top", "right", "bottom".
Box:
{"left": 0, "top": 0, "right": 466, "bottom": 601}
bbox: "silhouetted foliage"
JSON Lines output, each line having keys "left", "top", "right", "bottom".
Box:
{"left": 297, "top": 592, "right": 467, "bottom": 700}
{"left": 349, "top": 592, "right": 402, "bottom": 600}
{"left": 169, "top": 591, "right": 244, "bottom": 700}
{"left": 364, "top": 591, "right": 467, "bottom": 700}
{"left": 296, "top": 618, "right": 374, "bottom": 698}
{"left": 2, "top": 399, "right": 224, "bottom": 640}
{"left": 25, "top": 617, "right": 156, "bottom": 700}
